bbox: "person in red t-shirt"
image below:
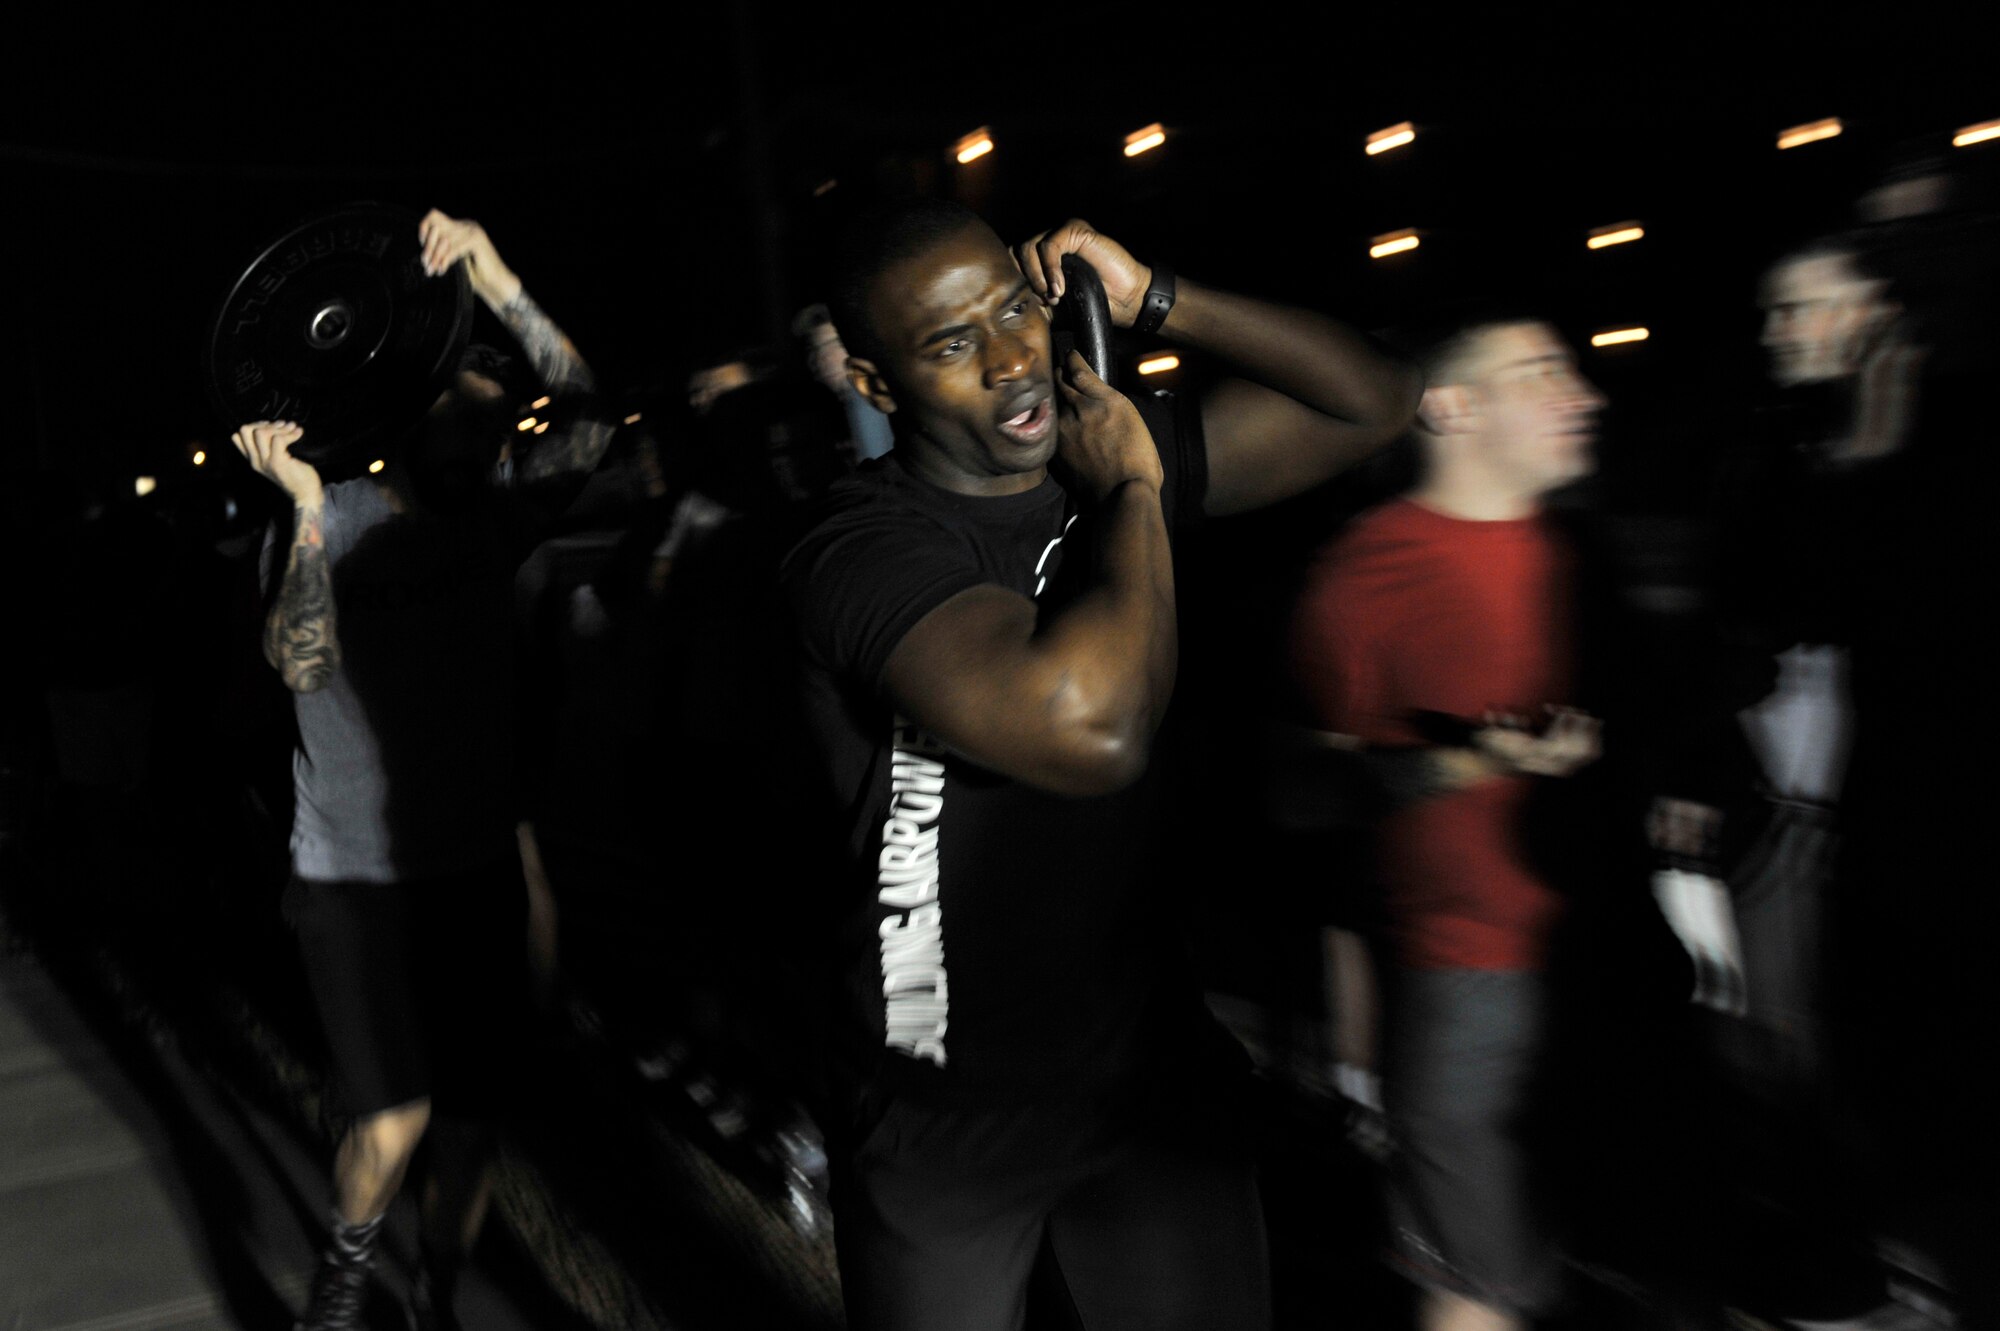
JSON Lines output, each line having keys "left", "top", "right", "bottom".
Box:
{"left": 1292, "top": 318, "right": 1606, "bottom": 1331}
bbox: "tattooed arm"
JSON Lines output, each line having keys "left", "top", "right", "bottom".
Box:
{"left": 491, "top": 288, "right": 617, "bottom": 483}
{"left": 264, "top": 502, "right": 341, "bottom": 691}
{"left": 233, "top": 421, "right": 341, "bottom": 693}
{"left": 418, "top": 209, "right": 617, "bottom": 486}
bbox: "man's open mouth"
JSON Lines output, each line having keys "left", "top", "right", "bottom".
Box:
{"left": 996, "top": 394, "right": 1054, "bottom": 445}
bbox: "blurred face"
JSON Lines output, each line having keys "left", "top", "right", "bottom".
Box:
{"left": 1460, "top": 323, "right": 1605, "bottom": 493}
{"left": 856, "top": 224, "right": 1054, "bottom": 494}
{"left": 1761, "top": 253, "right": 1894, "bottom": 387}
{"left": 410, "top": 371, "right": 509, "bottom": 506}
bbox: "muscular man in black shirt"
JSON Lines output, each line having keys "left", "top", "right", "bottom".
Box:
{"left": 785, "top": 200, "right": 1420, "bottom": 1331}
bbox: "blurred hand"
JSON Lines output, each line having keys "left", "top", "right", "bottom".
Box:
{"left": 1474, "top": 706, "right": 1601, "bottom": 778}
{"left": 230, "top": 420, "right": 322, "bottom": 507}
{"left": 1055, "top": 350, "right": 1162, "bottom": 503}
{"left": 418, "top": 209, "right": 521, "bottom": 307}
{"left": 1014, "top": 219, "right": 1151, "bottom": 325}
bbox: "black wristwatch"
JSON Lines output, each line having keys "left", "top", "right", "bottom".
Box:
{"left": 1131, "top": 263, "right": 1176, "bottom": 337}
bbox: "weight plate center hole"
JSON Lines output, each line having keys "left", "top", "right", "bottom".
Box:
{"left": 306, "top": 301, "right": 355, "bottom": 350}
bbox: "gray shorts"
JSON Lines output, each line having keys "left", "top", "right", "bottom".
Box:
{"left": 1383, "top": 965, "right": 1559, "bottom": 1314}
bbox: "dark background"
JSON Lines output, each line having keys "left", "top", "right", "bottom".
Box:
{"left": 3, "top": 3, "right": 1992, "bottom": 504}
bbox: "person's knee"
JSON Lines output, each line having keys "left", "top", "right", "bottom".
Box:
{"left": 1420, "top": 1287, "right": 1525, "bottom": 1331}
{"left": 350, "top": 1098, "right": 432, "bottom": 1170}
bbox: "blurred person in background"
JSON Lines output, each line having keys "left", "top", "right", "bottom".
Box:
{"left": 688, "top": 345, "right": 850, "bottom": 506}
{"left": 686, "top": 353, "right": 763, "bottom": 416}
{"left": 786, "top": 199, "right": 1420, "bottom": 1331}
{"left": 236, "top": 210, "right": 614, "bottom": 1331}
{"left": 795, "top": 302, "right": 896, "bottom": 463}
{"left": 1659, "top": 204, "right": 1994, "bottom": 1324}
{"left": 1654, "top": 237, "right": 1915, "bottom": 1090}
{"left": 1291, "top": 316, "right": 1606, "bottom": 1331}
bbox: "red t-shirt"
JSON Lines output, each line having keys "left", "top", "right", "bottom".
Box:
{"left": 1291, "top": 498, "right": 1573, "bottom": 971}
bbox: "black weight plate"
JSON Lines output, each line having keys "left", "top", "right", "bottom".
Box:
{"left": 208, "top": 203, "right": 473, "bottom": 474}
{"left": 1051, "top": 253, "right": 1116, "bottom": 392}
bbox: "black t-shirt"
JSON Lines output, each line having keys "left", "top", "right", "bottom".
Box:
{"left": 783, "top": 390, "right": 1209, "bottom": 1108}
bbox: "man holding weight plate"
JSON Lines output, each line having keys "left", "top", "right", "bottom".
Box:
{"left": 783, "top": 198, "right": 1421, "bottom": 1330}
{"left": 234, "top": 209, "right": 614, "bottom": 1331}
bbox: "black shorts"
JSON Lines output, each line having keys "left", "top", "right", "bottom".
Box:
{"left": 830, "top": 1071, "right": 1269, "bottom": 1331}
{"left": 284, "top": 859, "right": 528, "bottom": 1121}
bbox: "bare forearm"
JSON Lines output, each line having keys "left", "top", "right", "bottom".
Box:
{"left": 1161, "top": 278, "right": 1420, "bottom": 429}
{"left": 879, "top": 482, "right": 1176, "bottom": 796}
{"left": 1355, "top": 744, "right": 1499, "bottom": 808}
{"left": 264, "top": 503, "right": 340, "bottom": 692}
{"left": 494, "top": 288, "right": 616, "bottom": 483}
{"left": 1032, "top": 481, "right": 1177, "bottom": 771}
